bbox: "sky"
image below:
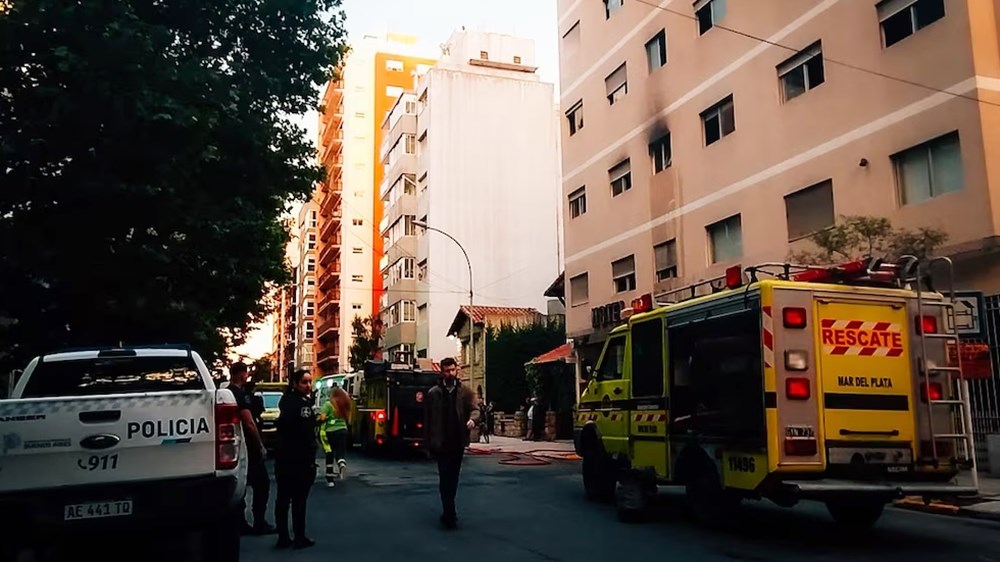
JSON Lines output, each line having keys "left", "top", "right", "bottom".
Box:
{"left": 230, "top": 0, "right": 561, "bottom": 362}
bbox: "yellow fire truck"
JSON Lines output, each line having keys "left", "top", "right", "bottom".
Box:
{"left": 574, "top": 257, "right": 979, "bottom": 529}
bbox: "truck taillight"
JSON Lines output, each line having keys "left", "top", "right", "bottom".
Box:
{"left": 392, "top": 407, "right": 400, "bottom": 437}
{"left": 784, "top": 439, "right": 818, "bottom": 456}
{"left": 785, "top": 377, "right": 811, "bottom": 400}
{"left": 784, "top": 350, "right": 808, "bottom": 371}
{"left": 782, "top": 307, "right": 807, "bottom": 329}
{"left": 920, "top": 382, "right": 943, "bottom": 402}
{"left": 376, "top": 410, "right": 386, "bottom": 423}
{"left": 917, "top": 315, "right": 938, "bottom": 334}
{"left": 215, "top": 402, "right": 240, "bottom": 470}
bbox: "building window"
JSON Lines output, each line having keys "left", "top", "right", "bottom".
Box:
{"left": 353, "top": 218, "right": 363, "bottom": 226}
{"left": 304, "top": 321, "right": 314, "bottom": 340}
{"left": 612, "top": 255, "right": 637, "bottom": 294}
{"left": 351, "top": 275, "right": 363, "bottom": 283}
{"left": 562, "top": 21, "right": 581, "bottom": 59}
{"left": 702, "top": 95, "right": 735, "bottom": 146}
{"left": 568, "top": 187, "right": 587, "bottom": 218}
{"left": 605, "top": 63, "right": 628, "bottom": 105}
{"left": 894, "top": 132, "right": 963, "bottom": 205}
{"left": 566, "top": 100, "right": 584, "bottom": 136}
{"left": 403, "top": 300, "right": 416, "bottom": 322}
{"left": 354, "top": 112, "right": 366, "bottom": 118}
{"left": 386, "top": 85, "right": 404, "bottom": 98}
{"left": 778, "top": 42, "right": 825, "bottom": 102}
{"left": 785, "top": 180, "right": 835, "bottom": 240}
{"left": 649, "top": 134, "right": 671, "bottom": 174}
{"left": 386, "top": 59, "right": 404, "bottom": 72}
{"left": 654, "top": 240, "right": 678, "bottom": 281}
{"left": 305, "top": 300, "right": 315, "bottom": 316}
{"left": 879, "top": 0, "right": 945, "bottom": 48}
{"left": 405, "top": 134, "right": 416, "bottom": 154}
{"left": 352, "top": 303, "right": 363, "bottom": 311}
{"left": 307, "top": 233, "right": 317, "bottom": 250}
{"left": 695, "top": 0, "right": 726, "bottom": 35}
{"left": 609, "top": 159, "right": 632, "bottom": 197}
{"left": 310, "top": 210, "right": 317, "bottom": 228}
{"left": 403, "top": 257, "right": 414, "bottom": 279}
{"left": 570, "top": 273, "right": 589, "bottom": 306}
{"left": 404, "top": 100, "right": 416, "bottom": 114}
{"left": 417, "top": 260, "right": 427, "bottom": 281}
{"left": 306, "top": 277, "right": 315, "bottom": 288}
{"left": 353, "top": 246, "right": 363, "bottom": 254}
{"left": 604, "top": 0, "right": 624, "bottom": 19}
{"left": 513, "top": 56, "right": 522, "bottom": 64}
{"left": 645, "top": 29, "right": 667, "bottom": 72}
{"left": 404, "top": 215, "right": 416, "bottom": 237}
{"left": 306, "top": 256, "right": 316, "bottom": 273}
{"left": 708, "top": 214, "right": 743, "bottom": 264}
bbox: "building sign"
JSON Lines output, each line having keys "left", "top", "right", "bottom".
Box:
{"left": 947, "top": 341, "right": 994, "bottom": 379}
{"left": 591, "top": 301, "right": 625, "bottom": 329}
{"left": 954, "top": 291, "right": 986, "bottom": 339}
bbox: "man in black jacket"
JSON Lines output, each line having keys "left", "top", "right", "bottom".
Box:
{"left": 228, "top": 362, "right": 274, "bottom": 535}
{"left": 424, "top": 357, "right": 480, "bottom": 529}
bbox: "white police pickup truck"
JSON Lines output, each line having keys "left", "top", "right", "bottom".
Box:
{"left": 0, "top": 346, "right": 247, "bottom": 561}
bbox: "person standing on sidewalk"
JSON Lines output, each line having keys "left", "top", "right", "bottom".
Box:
{"left": 227, "top": 362, "right": 275, "bottom": 535}
{"left": 424, "top": 357, "right": 480, "bottom": 529}
{"left": 274, "top": 369, "right": 318, "bottom": 550}
{"left": 319, "top": 385, "right": 351, "bottom": 487}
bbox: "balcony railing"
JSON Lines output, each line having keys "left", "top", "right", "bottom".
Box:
{"left": 318, "top": 266, "right": 341, "bottom": 291}
{"left": 319, "top": 240, "right": 342, "bottom": 266}
{"left": 318, "top": 294, "right": 340, "bottom": 317}
{"left": 318, "top": 317, "right": 341, "bottom": 341}
{"left": 320, "top": 211, "right": 341, "bottom": 242}
{"left": 317, "top": 347, "right": 339, "bottom": 366}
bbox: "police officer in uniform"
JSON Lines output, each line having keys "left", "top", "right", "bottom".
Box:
{"left": 274, "top": 368, "right": 318, "bottom": 549}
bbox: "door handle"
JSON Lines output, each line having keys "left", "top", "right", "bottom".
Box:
{"left": 79, "top": 410, "right": 121, "bottom": 424}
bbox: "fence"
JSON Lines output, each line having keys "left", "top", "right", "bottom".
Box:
{"left": 969, "top": 295, "right": 1000, "bottom": 469}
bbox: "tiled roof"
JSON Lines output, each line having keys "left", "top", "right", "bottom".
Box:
{"left": 446, "top": 305, "right": 544, "bottom": 337}
{"left": 526, "top": 343, "right": 573, "bottom": 365}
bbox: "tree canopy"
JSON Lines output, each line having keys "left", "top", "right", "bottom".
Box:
{"left": 348, "top": 314, "right": 382, "bottom": 372}
{"left": 790, "top": 215, "right": 948, "bottom": 265}
{"left": 0, "top": 0, "right": 346, "bottom": 369}
{"left": 485, "top": 321, "right": 566, "bottom": 413}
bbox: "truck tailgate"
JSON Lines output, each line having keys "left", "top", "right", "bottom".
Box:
{"left": 0, "top": 390, "right": 217, "bottom": 493}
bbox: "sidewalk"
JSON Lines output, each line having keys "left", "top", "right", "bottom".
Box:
{"left": 468, "top": 436, "right": 580, "bottom": 461}
{"left": 895, "top": 472, "right": 1000, "bottom": 521}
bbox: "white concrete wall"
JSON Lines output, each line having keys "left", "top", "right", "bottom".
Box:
{"left": 338, "top": 41, "right": 378, "bottom": 367}
{"left": 418, "top": 39, "right": 561, "bottom": 361}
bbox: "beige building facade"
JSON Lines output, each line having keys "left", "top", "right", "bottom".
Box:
{"left": 557, "top": 0, "right": 1000, "bottom": 357}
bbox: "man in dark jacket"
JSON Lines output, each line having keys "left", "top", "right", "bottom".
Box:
{"left": 424, "top": 357, "right": 480, "bottom": 529}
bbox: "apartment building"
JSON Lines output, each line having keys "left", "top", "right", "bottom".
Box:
{"left": 315, "top": 34, "right": 435, "bottom": 375}
{"left": 557, "top": 0, "right": 1000, "bottom": 360}
{"left": 376, "top": 30, "right": 561, "bottom": 363}
{"left": 295, "top": 201, "right": 319, "bottom": 372}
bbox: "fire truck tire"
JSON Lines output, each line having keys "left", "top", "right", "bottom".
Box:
{"left": 582, "top": 453, "right": 616, "bottom": 503}
{"left": 686, "top": 472, "right": 739, "bottom": 528}
{"left": 825, "top": 500, "right": 884, "bottom": 531}
{"left": 616, "top": 472, "right": 655, "bottom": 523}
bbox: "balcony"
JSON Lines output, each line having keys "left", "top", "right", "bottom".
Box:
{"left": 320, "top": 129, "right": 344, "bottom": 163}
{"left": 316, "top": 347, "right": 339, "bottom": 368}
{"left": 318, "top": 317, "right": 341, "bottom": 342}
{"left": 319, "top": 239, "right": 342, "bottom": 266}
{"left": 319, "top": 265, "right": 341, "bottom": 290}
{"left": 318, "top": 294, "right": 340, "bottom": 317}
{"left": 320, "top": 210, "right": 342, "bottom": 242}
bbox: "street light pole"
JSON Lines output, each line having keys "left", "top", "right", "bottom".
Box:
{"left": 413, "top": 220, "right": 482, "bottom": 397}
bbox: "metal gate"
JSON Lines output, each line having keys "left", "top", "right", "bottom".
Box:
{"left": 968, "top": 295, "right": 1000, "bottom": 468}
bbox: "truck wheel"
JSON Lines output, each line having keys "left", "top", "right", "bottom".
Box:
{"left": 203, "top": 506, "right": 241, "bottom": 562}
{"left": 686, "top": 472, "right": 739, "bottom": 528}
{"left": 582, "top": 453, "right": 615, "bottom": 503}
{"left": 616, "top": 472, "right": 654, "bottom": 523}
{"left": 826, "top": 500, "right": 884, "bottom": 532}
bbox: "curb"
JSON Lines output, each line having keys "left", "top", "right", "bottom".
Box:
{"left": 894, "top": 496, "right": 1000, "bottom": 522}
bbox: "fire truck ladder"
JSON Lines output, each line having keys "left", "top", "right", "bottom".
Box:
{"left": 902, "top": 255, "right": 978, "bottom": 488}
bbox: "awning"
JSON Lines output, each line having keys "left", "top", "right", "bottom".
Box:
{"left": 526, "top": 343, "right": 573, "bottom": 365}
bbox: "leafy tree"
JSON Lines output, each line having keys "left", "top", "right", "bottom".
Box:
{"left": 252, "top": 356, "right": 274, "bottom": 383}
{"left": 0, "top": 0, "right": 347, "bottom": 370}
{"left": 790, "top": 215, "right": 947, "bottom": 265}
{"left": 485, "top": 321, "right": 565, "bottom": 413}
{"left": 348, "top": 314, "right": 382, "bottom": 372}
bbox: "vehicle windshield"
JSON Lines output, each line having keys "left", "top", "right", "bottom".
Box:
{"left": 21, "top": 356, "right": 204, "bottom": 398}
{"left": 262, "top": 393, "right": 281, "bottom": 409}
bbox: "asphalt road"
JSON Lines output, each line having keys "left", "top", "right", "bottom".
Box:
{"left": 236, "top": 452, "right": 1000, "bottom": 562}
